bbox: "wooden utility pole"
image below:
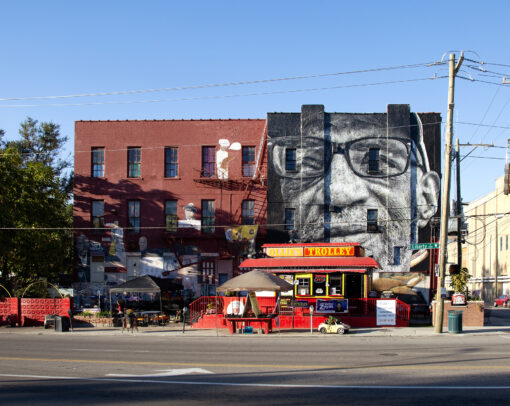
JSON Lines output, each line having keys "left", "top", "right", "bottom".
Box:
{"left": 435, "top": 52, "right": 463, "bottom": 333}
{"left": 456, "top": 138, "right": 462, "bottom": 269}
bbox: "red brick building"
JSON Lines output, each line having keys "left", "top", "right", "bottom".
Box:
{"left": 73, "top": 119, "right": 267, "bottom": 300}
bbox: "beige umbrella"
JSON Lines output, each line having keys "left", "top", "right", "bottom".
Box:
{"left": 216, "top": 270, "right": 294, "bottom": 292}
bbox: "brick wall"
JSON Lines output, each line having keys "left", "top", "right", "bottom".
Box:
{"left": 431, "top": 300, "right": 485, "bottom": 327}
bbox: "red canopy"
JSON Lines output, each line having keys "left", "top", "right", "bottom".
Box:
{"left": 239, "top": 256, "right": 379, "bottom": 270}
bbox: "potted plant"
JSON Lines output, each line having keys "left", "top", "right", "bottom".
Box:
{"left": 206, "top": 302, "right": 216, "bottom": 314}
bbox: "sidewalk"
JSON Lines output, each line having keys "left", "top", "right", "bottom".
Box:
{"left": 2, "top": 323, "right": 510, "bottom": 337}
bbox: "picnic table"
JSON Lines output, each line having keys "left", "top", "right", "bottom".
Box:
{"left": 224, "top": 315, "right": 276, "bottom": 335}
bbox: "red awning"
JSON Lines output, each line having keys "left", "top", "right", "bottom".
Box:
{"left": 260, "top": 268, "right": 367, "bottom": 274}
{"left": 239, "top": 256, "right": 379, "bottom": 269}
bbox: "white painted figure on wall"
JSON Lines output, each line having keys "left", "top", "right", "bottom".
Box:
{"left": 216, "top": 139, "right": 241, "bottom": 180}
{"left": 178, "top": 203, "right": 201, "bottom": 230}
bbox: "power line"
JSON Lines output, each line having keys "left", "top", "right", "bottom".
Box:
{"left": 458, "top": 75, "right": 510, "bottom": 86}
{"left": 462, "top": 155, "right": 505, "bottom": 160}
{"left": 0, "top": 76, "right": 446, "bottom": 109}
{"left": 0, "top": 61, "right": 444, "bottom": 102}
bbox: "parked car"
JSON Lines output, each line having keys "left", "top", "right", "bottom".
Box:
{"left": 318, "top": 320, "right": 350, "bottom": 334}
{"left": 494, "top": 294, "right": 509, "bottom": 307}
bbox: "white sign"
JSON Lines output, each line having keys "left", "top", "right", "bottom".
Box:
{"left": 226, "top": 300, "right": 245, "bottom": 315}
{"left": 376, "top": 300, "right": 396, "bottom": 326}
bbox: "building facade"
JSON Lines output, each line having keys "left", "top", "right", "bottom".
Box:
{"left": 266, "top": 104, "right": 442, "bottom": 301}
{"left": 461, "top": 175, "right": 510, "bottom": 303}
{"left": 73, "top": 119, "right": 267, "bottom": 301}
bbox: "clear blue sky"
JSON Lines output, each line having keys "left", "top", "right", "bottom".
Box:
{"left": 1, "top": 1, "right": 508, "bottom": 203}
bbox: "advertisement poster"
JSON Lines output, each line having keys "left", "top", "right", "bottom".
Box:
{"left": 376, "top": 300, "right": 396, "bottom": 326}
{"left": 315, "top": 299, "right": 349, "bottom": 314}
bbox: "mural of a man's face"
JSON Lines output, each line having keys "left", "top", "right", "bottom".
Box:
{"left": 269, "top": 106, "right": 440, "bottom": 271}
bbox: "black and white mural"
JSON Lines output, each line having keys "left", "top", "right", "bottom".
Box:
{"left": 267, "top": 105, "right": 441, "bottom": 273}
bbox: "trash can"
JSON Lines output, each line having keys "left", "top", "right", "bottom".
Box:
{"left": 55, "top": 316, "right": 70, "bottom": 332}
{"left": 448, "top": 310, "right": 463, "bottom": 334}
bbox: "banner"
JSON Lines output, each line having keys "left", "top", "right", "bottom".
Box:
{"left": 225, "top": 225, "right": 259, "bottom": 242}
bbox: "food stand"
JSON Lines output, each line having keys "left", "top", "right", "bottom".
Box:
{"left": 238, "top": 243, "right": 380, "bottom": 328}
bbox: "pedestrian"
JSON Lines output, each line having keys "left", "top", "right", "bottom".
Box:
{"left": 127, "top": 309, "right": 138, "bottom": 333}
{"left": 122, "top": 309, "right": 129, "bottom": 333}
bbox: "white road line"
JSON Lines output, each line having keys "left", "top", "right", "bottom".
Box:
{"left": 1, "top": 374, "right": 510, "bottom": 390}
{"left": 72, "top": 349, "right": 150, "bottom": 353}
{"left": 106, "top": 368, "right": 214, "bottom": 377}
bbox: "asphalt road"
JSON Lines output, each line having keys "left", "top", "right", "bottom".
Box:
{"left": 1, "top": 330, "right": 510, "bottom": 405}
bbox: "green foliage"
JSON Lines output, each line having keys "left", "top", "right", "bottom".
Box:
{"left": 449, "top": 267, "right": 471, "bottom": 293}
{"left": 0, "top": 118, "right": 73, "bottom": 294}
{"left": 326, "top": 316, "right": 338, "bottom": 326}
{"left": 76, "top": 311, "right": 94, "bottom": 317}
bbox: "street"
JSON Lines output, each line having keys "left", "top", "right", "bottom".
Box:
{"left": 1, "top": 329, "right": 510, "bottom": 405}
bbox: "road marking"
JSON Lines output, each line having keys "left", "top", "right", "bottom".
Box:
{"left": 2, "top": 373, "right": 510, "bottom": 390}
{"left": 106, "top": 368, "right": 213, "bottom": 377}
{"left": 72, "top": 349, "right": 151, "bottom": 353}
{"left": 3, "top": 356, "right": 510, "bottom": 371}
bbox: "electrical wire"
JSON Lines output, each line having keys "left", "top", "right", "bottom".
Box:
{"left": 0, "top": 61, "right": 445, "bottom": 102}
{"left": 0, "top": 76, "right": 446, "bottom": 109}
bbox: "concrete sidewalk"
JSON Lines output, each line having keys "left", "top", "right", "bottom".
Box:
{"left": 2, "top": 323, "right": 510, "bottom": 337}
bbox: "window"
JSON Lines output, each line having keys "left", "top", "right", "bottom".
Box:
{"left": 329, "top": 275, "right": 342, "bottom": 295}
{"left": 201, "top": 261, "right": 215, "bottom": 284}
{"left": 128, "top": 200, "right": 140, "bottom": 233}
{"left": 165, "top": 147, "right": 178, "bottom": 178}
{"left": 394, "top": 247, "right": 401, "bottom": 265}
{"left": 242, "top": 200, "right": 255, "bottom": 225}
{"left": 92, "top": 200, "right": 104, "bottom": 232}
{"left": 165, "top": 200, "right": 178, "bottom": 232}
{"left": 202, "top": 146, "right": 215, "bottom": 178}
{"left": 285, "top": 148, "right": 297, "bottom": 171}
{"left": 500, "top": 236, "right": 503, "bottom": 251}
{"left": 218, "top": 273, "right": 228, "bottom": 285}
{"left": 201, "top": 200, "right": 215, "bottom": 233}
{"left": 368, "top": 148, "right": 380, "bottom": 173}
{"left": 128, "top": 147, "right": 141, "bottom": 178}
{"left": 92, "top": 147, "right": 104, "bottom": 177}
{"left": 313, "top": 274, "right": 326, "bottom": 296}
{"left": 242, "top": 146, "right": 256, "bottom": 177}
{"left": 507, "top": 235, "right": 508, "bottom": 250}
{"left": 296, "top": 276, "right": 310, "bottom": 296}
{"left": 165, "top": 147, "right": 179, "bottom": 178}
{"left": 367, "top": 209, "right": 378, "bottom": 232}
{"left": 284, "top": 208, "right": 295, "bottom": 231}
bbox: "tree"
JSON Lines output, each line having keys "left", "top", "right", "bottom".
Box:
{"left": 449, "top": 267, "right": 471, "bottom": 294}
{"left": 0, "top": 119, "right": 73, "bottom": 297}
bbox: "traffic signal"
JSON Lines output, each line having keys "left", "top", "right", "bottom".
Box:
{"left": 449, "top": 264, "right": 460, "bottom": 275}
{"left": 505, "top": 163, "right": 510, "bottom": 195}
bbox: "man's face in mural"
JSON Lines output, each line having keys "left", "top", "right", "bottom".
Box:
{"left": 271, "top": 115, "right": 440, "bottom": 269}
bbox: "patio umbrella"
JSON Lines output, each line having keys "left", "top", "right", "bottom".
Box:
{"left": 216, "top": 270, "right": 292, "bottom": 333}
{"left": 216, "top": 270, "right": 294, "bottom": 292}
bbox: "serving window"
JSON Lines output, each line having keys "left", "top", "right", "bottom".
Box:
{"left": 293, "top": 273, "right": 346, "bottom": 298}
{"left": 296, "top": 275, "right": 311, "bottom": 296}
{"left": 313, "top": 275, "right": 326, "bottom": 295}
{"left": 328, "top": 275, "right": 343, "bottom": 296}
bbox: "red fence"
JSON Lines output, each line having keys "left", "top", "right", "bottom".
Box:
{"left": 0, "top": 297, "right": 71, "bottom": 327}
{"left": 190, "top": 296, "right": 410, "bottom": 329}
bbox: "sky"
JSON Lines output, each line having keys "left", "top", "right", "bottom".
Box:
{"left": 0, "top": 1, "right": 509, "bottom": 204}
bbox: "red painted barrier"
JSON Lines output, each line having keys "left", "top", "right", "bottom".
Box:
{"left": 0, "top": 298, "right": 71, "bottom": 327}
{"left": 189, "top": 296, "right": 410, "bottom": 330}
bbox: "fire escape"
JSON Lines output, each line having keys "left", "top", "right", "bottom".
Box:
{"left": 192, "top": 122, "right": 268, "bottom": 228}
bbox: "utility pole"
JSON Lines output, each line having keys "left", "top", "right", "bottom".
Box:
{"left": 435, "top": 52, "right": 463, "bottom": 334}
{"left": 456, "top": 138, "right": 462, "bottom": 270}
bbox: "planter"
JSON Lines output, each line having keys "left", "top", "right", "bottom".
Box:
{"left": 73, "top": 315, "right": 114, "bottom": 327}
{"left": 431, "top": 300, "right": 484, "bottom": 327}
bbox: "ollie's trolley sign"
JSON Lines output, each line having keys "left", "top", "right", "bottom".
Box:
{"left": 264, "top": 246, "right": 355, "bottom": 258}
